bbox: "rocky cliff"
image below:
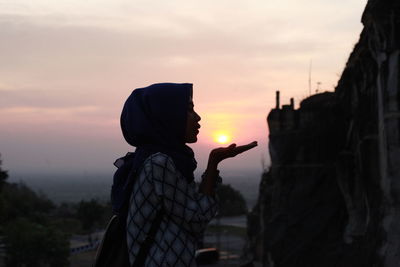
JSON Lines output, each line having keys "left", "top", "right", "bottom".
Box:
{"left": 248, "top": 0, "right": 400, "bottom": 266}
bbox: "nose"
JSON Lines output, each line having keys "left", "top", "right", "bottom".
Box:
{"left": 196, "top": 112, "right": 201, "bottom": 122}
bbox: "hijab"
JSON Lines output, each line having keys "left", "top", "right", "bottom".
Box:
{"left": 111, "top": 83, "right": 197, "bottom": 214}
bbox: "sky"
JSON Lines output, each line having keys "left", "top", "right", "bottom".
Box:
{"left": 0, "top": 0, "right": 367, "bottom": 179}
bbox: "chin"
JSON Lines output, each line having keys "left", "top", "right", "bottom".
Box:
{"left": 186, "top": 136, "right": 198, "bottom": 144}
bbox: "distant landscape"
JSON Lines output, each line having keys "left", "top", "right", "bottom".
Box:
{"left": 9, "top": 169, "right": 263, "bottom": 211}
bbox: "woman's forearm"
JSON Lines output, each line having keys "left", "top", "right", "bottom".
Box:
{"left": 199, "top": 159, "right": 219, "bottom": 196}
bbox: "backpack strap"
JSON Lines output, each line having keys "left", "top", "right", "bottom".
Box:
{"left": 132, "top": 209, "right": 165, "bottom": 267}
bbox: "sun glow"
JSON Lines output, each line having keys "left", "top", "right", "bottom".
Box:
{"left": 214, "top": 133, "right": 231, "bottom": 144}
{"left": 217, "top": 135, "right": 228, "bottom": 144}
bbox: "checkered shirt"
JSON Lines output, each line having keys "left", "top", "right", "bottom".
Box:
{"left": 126, "top": 152, "right": 219, "bottom": 266}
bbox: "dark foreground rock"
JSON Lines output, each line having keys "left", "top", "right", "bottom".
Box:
{"left": 248, "top": 0, "right": 400, "bottom": 266}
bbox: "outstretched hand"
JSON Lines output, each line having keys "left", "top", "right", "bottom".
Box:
{"left": 201, "top": 141, "right": 258, "bottom": 196}
{"left": 208, "top": 141, "right": 258, "bottom": 166}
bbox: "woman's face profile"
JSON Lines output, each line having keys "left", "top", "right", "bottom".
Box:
{"left": 185, "top": 98, "right": 201, "bottom": 143}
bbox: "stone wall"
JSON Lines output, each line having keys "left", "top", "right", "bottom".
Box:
{"left": 248, "top": 0, "right": 400, "bottom": 266}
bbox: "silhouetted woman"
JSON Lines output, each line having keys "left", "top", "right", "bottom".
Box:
{"left": 112, "top": 83, "right": 257, "bottom": 266}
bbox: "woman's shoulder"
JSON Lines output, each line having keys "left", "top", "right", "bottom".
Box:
{"left": 143, "top": 152, "right": 177, "bottom": 171}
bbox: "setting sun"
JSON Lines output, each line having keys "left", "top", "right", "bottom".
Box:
{"left": 217, "top": 135, "right": 228, "bottom": 144}
{"left": 214, "top": 133, "right": 231, "bottom": 144}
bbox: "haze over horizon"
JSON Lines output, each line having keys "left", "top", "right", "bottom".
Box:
{"left": 0, "top": 0, "right": 367, "bottom": 178}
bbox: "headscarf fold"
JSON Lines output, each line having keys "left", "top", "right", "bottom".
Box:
{"left": 111, "top": 83, "right": 197, "bottom": 214}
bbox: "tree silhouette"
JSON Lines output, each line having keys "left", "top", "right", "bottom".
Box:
{"left": 217, "top": 184, "right": 247, "bottom": 217}
{"left": 76, "top": 199, "right": 109, "bottom": 233}
{"left": 0, "top": 154, "right": 8, "bottom": 191}
{"left": 4, "top": 218, "right": 69, "bottom": 267}
{"left": 0, "top": 154, "right": 70, "bottom": 266}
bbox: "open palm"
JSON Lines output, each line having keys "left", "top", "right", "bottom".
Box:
{"left": 210, "top": 141, "right": 258, "bottom": 164}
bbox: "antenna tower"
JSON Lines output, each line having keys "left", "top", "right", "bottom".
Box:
{"left": 308, "top": 59, "right": 312, "bottom": 96}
